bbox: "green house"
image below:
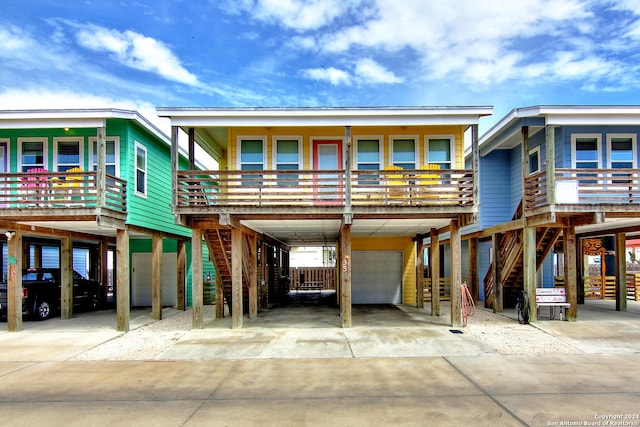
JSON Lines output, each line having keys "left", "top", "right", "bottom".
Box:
{"left": 0, "top": 109, "right": 210, "bottom": 332}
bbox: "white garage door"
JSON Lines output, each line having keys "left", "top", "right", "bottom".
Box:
{"left": 352, "top": 251, "right": 403, "bottom": 304}
{"left": 132, "top": 253, "right": 178, "bottom": 307}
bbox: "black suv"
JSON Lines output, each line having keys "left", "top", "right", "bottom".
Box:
{"left": 0, "top": 268, "right": 106, "bottom": 320}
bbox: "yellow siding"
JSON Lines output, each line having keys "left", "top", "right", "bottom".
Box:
{"left": 227, "top": 125, "right": 466, "bottom": 170}
{"left": 352, "top": 236, "right": 417, "bottom": 306}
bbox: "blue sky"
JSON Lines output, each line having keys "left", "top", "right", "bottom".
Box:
{"left": 3, "top": 0, "right": 640, "bottom": 135}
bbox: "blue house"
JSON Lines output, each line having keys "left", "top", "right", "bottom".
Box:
{"left": 473, "top": 106, "right": 640, "bottom": 321}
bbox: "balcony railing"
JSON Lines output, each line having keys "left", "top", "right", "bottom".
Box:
{"left": 525, "top": 168, "right": 640, "bottom": 210}
{"left": 176, "top": 169, "right": 474, "bottom": 209}
{"left": 0, "top": 171, "right": 127, "bottom": 214}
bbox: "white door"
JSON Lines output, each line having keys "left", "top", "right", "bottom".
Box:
{"left": 132, "top": 253, "right": 178, "bottom": 306}
{"left": 352, "top": 251, "right": 403, "bottom": 304}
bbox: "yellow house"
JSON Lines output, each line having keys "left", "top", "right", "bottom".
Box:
{"left": 158, "top": 106, "right": 492, "bottom": 329}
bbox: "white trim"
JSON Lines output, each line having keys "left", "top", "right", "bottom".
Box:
{"left": 17, "top": 137, "right": 48, "bottom": 172}
{"left": 134, "top": 141, "right": 148, "bottom": 198}
{"left": 528, "top": 146, "right": 541, "bottom": 174}
{"left": 89, "top": 136, "right": 121, "bottom": 176}
{"left": 606, "top": 133, "right": 637, "bottom": 168}
{"left": 353, "top": 135, "right": 383, "bottom": 170}
{"left": 389, "top": 135, "right": 418, "bottom": 169}
{"left": 271, "top": 136, "right": 302, "bottom": 170}
{"left": 237, "top": 136, "right": 267, "bottom": 170}
{"left": 425, "top": 134, "right": 455, "bottom": 169}
{"left": 571, "top": 133, "right": 601, "bottom": 169}
{"left": 53, "top": 136, "right": 84, "bottom": 172}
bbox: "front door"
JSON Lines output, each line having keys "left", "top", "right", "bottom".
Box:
{"left": 313, "top": 140, "right": 343, "bottom": 202}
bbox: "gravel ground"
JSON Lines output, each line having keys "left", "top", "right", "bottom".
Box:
{"left": 71, "top": 305, "right": 582, "bottom": 360}
{"left": 464, "top": 308, "right": 583, "bottom": 355}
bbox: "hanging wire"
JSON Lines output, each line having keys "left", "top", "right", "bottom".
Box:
{"left": 460, "top": 281, "right": 476, "bottom": 327}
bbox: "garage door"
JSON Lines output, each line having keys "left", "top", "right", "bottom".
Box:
{"left": 132, "top": 253, "right": 178, "bottom": 307}
{"left": 352, "top": 251, "right": 403, "bottom": 304}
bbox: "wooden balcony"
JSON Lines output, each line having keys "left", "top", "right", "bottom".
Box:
{"left": 525, "top": 169, "right": 640, "bottom": 213}
{"left": 176, "top": 169, "right": 475, "bottom": 217}
{"left": 0, "top": 171, "right": 127, "bottom": 221}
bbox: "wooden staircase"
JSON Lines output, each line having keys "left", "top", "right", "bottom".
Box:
{"left": 203, "top": 228, "right": 250, "bottom": 313}
{"left": 483, "top": 201, "right": 562, "bottom": 308}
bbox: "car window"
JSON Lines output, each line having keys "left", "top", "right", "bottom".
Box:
{"left": 73, "top": 271, "right": 83, "bottom": 280}
{"left": 23, "top": 272, "right": 39, "bottom": 280}
{"left": 42, "top": 272, "right": 55, "bottom": 281}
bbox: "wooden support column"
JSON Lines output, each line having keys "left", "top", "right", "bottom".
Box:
{"left": 492, "top": 234, "right": 503, "bottom": 312}
{"left": 248, "top": 234, "right": 258, "bottom": 319}
{"left": 151, "top": 234, "right": 163, "bottom": 320}
{"left": 171, "top": 126, "right": 179, "bottom": 212}
{"left": 416, "top": 234, "right": 424, "bottom": 309}
{"left": 96, "top": 126, "right": 107, "bottom": 213}
{"left": 546, "top": 125, "right": 556, "bottom": 205}
{"left": 99, "top": 241, "right": 109, "bottom": 306}
{"left": 188, "top": 127, "right": 196, "bottom": 169}
{"left": 192, "top": 228, "right": 203, "bottom": 329}
{"left": 340, "top": 219, "right": 352, "bottom": 328}
{"left": 430, "top": 228, "right": 440, "bottom": 316}
{"left": 469, "top": 238, "right": 479, "bottom": 301}
{"left": 33, "top": 245, "right": 42, "bottom": 268}
{"left": 450, "top": 219, "right": 462, "bottom": 327}
{"left": 231, "top": 228, "right": 243, "bottom": 329}
{"left": 471, "top": 123, "right": 480, "bottom": 215}
{"left": 116, "top": 228, "right": 130, "bottom": 332}
{"left": 565, "top": 226, "right": 578, "bottom": 321}
{"left": 7, "top": 230, "right": 23, "bottom": 332}
{"left": 523, "top": 226, "right": 537, "bottom": 322}
{"left": 176, "top": 240, "right": 186, "bottom": 311}
{"left": 60, "top": 236, "right": 73, "bottom": 320}
{"left": 615, "top": 232, "right": 627, "bottom": 312}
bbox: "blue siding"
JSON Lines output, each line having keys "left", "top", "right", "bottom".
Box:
{"left": 479, "top": 150, "right": 513, "bottom": 228}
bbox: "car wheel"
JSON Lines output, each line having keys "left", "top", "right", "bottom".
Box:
{"left": 34, "top": 299, "right": 52, "bottom": 320}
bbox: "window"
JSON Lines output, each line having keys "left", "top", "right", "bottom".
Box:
{"left": 426, "top": 136, "right": 454, "bottom": 169}
{"left": 607, "top": 134, "right": 636, "bottom": 169}
{"left": 274, "top": 138, "right": 300, "bottom": 186}
{"left": 54, "top": 138, "right": 82, "bottom": 172}
{"left": 572, "top": 134, "right": 601, "bottom": 184}
{"left": 239, "top": 138, "right": 265, "bottom": 185}
{"left": 607, "top": 134, "right": 636, "bottom": 185}
{"left": 135, "top": 142, "right": 147, "bottom": 197}
{"left": 528, "top": 146, "right": 540, "bottom": 174}
{"left": 18, "top": 138, "right": 47, "bottom": 172}
{"left": 355, "top": 138, "right": 381, "bottom": 186}
{"left": 90, "top": 137, "right": 120, "bottom": 176}
{"left": 391, "top": 137, "right": 416, "bottom": 169}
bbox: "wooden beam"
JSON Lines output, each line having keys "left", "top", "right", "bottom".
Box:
{"left": 471, "top": 123, "right": 480, "bottom": 221}
{"left": 177, "top": 240, "right": 186, "bottom": 311}
{"left": 340, "top": 220, "right": 352, "bottom": 328}
{"left": 231, "top": 227, "right": 243, "bottom": 329}
{"left": 152, "top": 234, "right": 163, "bottom": 320}
{"left": 188, "top": 127, "right": 195, "bottom": 169}
{"left": 171, "top": 125, "right": 179, "bottom": 213}
{"left": 99, "top": 241, "right": 109, "bottom": 306}
{"left": 7, "top": 230, "right": 23, "bottom": 332}
{"left": 521, "top": 126, "right": 529, "bottom": 214}
{"left": 450, "top": 219, "right": 462, "bottom": 327}
{"left": 430, "top": 228, "right": 440, "bottom": 317}
{"left": 96, "top": 126, "right": 107, "bottom": 213}
{"left": 523, "top": 226, "right": 537, "bottom": 322}
{"left": 0, "top": 221, "right": 114, "bottom": 244}
{"left": 492, "top": 233, "right": 503, "bottom": 313}
{"left": 565, "top": 226, "right": 578, "bottom": 321}
{"left": 469, "top": 238, "right": 479, "bottom": 301}
{"left": 116, "top": 228, "right": 130, "bottom": 332}
{"left": 248, "top": 234, "right": 258, "bottom": 319}
{"left": 546, "top": 125, "right": 556, "bottom": 205}
{"left": 192, "top": 228, "right": 204, "bottom": 329}
{"left": 60, "top": 236, "right": 72, "bottom": 320}
{"left": 416, "top": 234, "right": 424, "bottom": 309}
{"left": 615, "top": 232, "right": 627, "bottom": 312}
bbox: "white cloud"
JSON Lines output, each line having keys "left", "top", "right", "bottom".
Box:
{"left": 303, "top": 67, "right": 352, "bottom": 85}
{"left": 354, "top": 59, "right": 402, "bottom": 84}
{"left": 75, "top": 25, "right": 199, "bottom": 85}
{"left": 220, "top": 0, "right": 363, "bottom": 31}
